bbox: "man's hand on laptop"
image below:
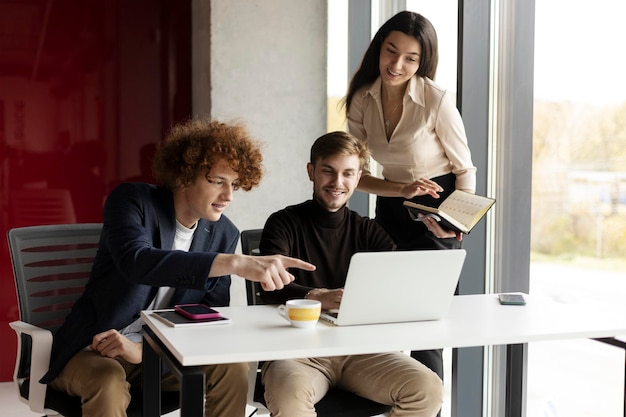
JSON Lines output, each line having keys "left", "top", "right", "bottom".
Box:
{"left": 305, "top": 288, "right": 343, "bottom": 310}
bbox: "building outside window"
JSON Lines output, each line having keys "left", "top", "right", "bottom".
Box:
{"left": 528, "top": 0, "right": 626, "bottom": 415}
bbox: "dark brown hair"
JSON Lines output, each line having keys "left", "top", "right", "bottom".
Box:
{"left": 310, "top": 131, "right": 370, "bottom": 170}
{"left": 345, "top": 11, "right": 439, "bottom": 112}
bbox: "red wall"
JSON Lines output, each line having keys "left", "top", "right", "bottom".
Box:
{"left": 0, "top": 0, "right": 191, "bottom": 381}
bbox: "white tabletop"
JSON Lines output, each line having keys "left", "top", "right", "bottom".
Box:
{"left": 141, "top": 294, "right": 626, "bottom": 367}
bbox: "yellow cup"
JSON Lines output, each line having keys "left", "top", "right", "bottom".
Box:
{"left": 277, "top": 299, "right": 322, "bottom": 328}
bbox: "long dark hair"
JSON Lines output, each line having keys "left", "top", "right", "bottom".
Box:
{"left": 345, "top": 11, "right": 439, "bottom": 112}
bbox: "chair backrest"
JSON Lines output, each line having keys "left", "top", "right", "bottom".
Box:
{"left": 240, "top": 229, "right": 265, "bottom": 306}
{"left": 8, "top": 223, "right": 182, "bottom": 417}
{"left": 8, "top": 223, "right": 103, "bottom": 331}
{"left": 241, "top": 228, "right": 262, "bottom": 256}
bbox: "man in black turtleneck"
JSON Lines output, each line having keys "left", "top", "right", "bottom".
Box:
{"left": 258, "top": 131, "right": 443, "bottom": 417}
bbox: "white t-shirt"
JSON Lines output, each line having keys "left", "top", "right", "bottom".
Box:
{"left": 120, "top": 220, "right": 196, "bottom": 342}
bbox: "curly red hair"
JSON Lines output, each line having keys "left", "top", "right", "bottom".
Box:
{"left": 153, "top": 119, "right": 264, "bottom": 191}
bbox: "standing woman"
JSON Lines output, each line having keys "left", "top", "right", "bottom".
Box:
{"left": 345, "top": 11, "right": 476, "bottom": 250}
{"left": 344, "top": 9, "right": 477, "bottom": 403}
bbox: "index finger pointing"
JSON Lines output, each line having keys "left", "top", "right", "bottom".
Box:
{"left": 282, "top": 256, "right": 316, "bottom": 271}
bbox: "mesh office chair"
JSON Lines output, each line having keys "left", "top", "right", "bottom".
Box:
{"left": 241, "top": 229, "right": 391, "bottom": 417}
{"left": 8, "top": 223, "right": 179, "bottom": 416}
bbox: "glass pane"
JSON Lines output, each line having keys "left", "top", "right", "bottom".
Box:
{"left": 406, "top": 0, "right": 458, "bottom": 92}
{"left": 0, "top": 0, "right": 190, "bottom": 381}
{"left": 530, "top": 0, "right": 626, "bottom": 415}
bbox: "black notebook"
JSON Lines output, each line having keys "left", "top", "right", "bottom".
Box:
{"left": 151, "top": 310, "right": 231, "bottom": 327}
{"left": 403, "top": 190, "right": 495, "bottom": 234}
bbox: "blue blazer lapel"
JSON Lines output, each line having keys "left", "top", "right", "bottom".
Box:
{"left": 190, "top": 220, "right": 213, "bottom": 251}
{"left": 159, "top": 216, "right": 176, "bottom": 252}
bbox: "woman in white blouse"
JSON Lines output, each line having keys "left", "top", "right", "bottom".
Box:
{"left": 345, "top": 11, "right": 476, "bottom": 250}
{"left": 344, "top": 11, "right": 477, "bottom": 406}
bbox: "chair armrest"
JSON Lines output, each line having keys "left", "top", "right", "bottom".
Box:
{"left": 9, "top": 320, "right": 53, "bottom": 414}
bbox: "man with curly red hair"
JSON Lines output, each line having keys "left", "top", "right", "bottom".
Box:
{"left": 41, "top": 119, "right": 315, "bottom": 417}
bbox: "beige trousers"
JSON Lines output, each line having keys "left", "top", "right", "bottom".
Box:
{"left": 50, "top": 349, "right": 249, "bottom": 417}
{"left": 262, "top": 353, "right": 443, "bottom": 417}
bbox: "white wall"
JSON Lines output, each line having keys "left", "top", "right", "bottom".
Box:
{"left": 193, "top": 0, "right": 328, "bottom": 305}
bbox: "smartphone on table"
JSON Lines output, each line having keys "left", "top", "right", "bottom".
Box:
{"left": 174, "top": 303, "right": 222, "bottom": 320}
{"left": 498, "top": 293, "right": 526, "bottom": 305}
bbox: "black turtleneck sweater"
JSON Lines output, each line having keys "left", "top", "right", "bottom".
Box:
{"left": 259, "top": 199, "right": 396, "bottom": 304}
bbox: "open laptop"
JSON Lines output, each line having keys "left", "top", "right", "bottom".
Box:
{"left": 319, "top": 249, "right": 466, "bottom": 326}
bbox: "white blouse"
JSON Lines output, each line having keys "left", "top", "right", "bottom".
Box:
{"left": 347, "top": 75, "right": 476, "bottom": 193}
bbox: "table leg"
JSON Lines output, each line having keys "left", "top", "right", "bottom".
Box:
{"left": 143, "top": 325, "right": 207, "bottom": 417}
{"left": 143, "top": 332, "right": 163, "bottom": 417}
{"left": 505, "top": 343, "right": 527, "bottom": 417}
{"left": 180, "top": 369, "right": 205, "bottom": 417}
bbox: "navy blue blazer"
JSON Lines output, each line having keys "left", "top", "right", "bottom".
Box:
{"left": 42, "top": 183, "right": 239, "bottom": 383}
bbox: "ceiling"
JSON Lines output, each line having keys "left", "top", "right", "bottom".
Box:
{"left": 0, "top": 0, "right": 109, "bottom": 81}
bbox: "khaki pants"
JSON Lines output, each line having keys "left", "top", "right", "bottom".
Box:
{"left": 50, "top": 349, "right": 248, "bottom": 417}
{"left": 262, "top": 352, "right": 443, "bottom": 417}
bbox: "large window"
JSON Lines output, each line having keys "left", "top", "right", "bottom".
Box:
{"left": 528, "top": 0, "right": 626, "bottom": 415}
{"left": 326, "top": 1, "right": 626, "bottom": 415}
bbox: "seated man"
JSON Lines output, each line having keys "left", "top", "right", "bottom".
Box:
{"left": 259, "top": 131, "right": 443, "bottom": 417}
{"left": 41, "top": 118, "right": 315, "bottom": 417}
